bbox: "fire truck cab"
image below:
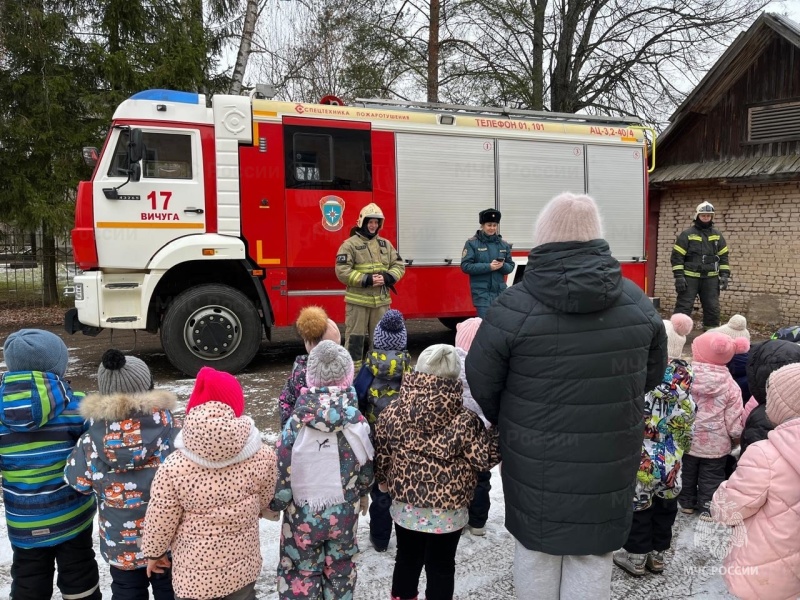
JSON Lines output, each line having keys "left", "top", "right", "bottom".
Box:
{"left": 66, "top": 89, "right": 650, "bottom": 375}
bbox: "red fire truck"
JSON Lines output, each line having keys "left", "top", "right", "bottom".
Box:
{"left": 66, "top": 90, "right": 652, "bottom": 375}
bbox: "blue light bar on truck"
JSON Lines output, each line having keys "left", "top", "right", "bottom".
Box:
{"left": 130, "top": 90, "right": 200, "bottom": 104}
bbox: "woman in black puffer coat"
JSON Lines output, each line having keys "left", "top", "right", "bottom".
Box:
{"left": 741, "top": 340, "right": 800, "bottom": 456}
{"left": 466, "top": 193, "right": 666, "bottom": 600}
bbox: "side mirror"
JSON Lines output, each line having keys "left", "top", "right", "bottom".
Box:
{"left": 82, "top": 147, "right": 99, "bottom": 168}
{"left": 128, "top": 128, "right": 144, "bottom": 164}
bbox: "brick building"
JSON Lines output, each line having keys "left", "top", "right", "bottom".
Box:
{"left": 648, "top": 13, "right": 800, "bottom": 327}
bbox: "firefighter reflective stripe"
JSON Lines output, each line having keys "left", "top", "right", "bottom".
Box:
{"left": 344, "top": 290, "right": 388, "bottom": 307}
{"left": 347, "top": 271, "right": 365, "bottom": 286}
{"left": 671, "top": 224, "right": 730, "bottom": 280}
{"left": 387, "top": 263, "right": 404, "bottom": 281}
{"left": 354, "top": 263, "right": 385, "bottom": 271}
{"left": 335, "top": 232, "right": 405, "bottom": 308}
{"left": 347, "top": 262, "right": 387, "bottom": 286}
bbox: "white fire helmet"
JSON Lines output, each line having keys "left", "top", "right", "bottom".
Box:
{"left": 357, "top": 203, "right": 384, "bottom": 228}
{"left": 695, "top": 201, "right": 715, "bottom": 219}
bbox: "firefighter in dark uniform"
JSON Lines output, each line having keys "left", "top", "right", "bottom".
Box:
{"left": 335, "top": 203, "right": 405, "bottom": 368}
{"left": 671, "top": 201, "right": 731, "bottom": 329}
{"left": 461, "top": 208, "right": 515, "bottom": 318}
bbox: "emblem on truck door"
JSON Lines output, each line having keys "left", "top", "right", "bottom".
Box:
{"left": 320, "top": 195, "right": 345, "bottom": 232}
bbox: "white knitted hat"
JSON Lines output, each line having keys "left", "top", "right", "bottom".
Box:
{"left": 713, "top": 314, "right": 750, "bottom": 343}
{"left": 665, "top": 314, "right": 694, "bottom": 360}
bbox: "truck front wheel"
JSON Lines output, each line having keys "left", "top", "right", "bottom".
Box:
{"left": 161, "top": 284, "right": 262, "bottom": 376}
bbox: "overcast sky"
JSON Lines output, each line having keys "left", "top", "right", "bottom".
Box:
{"left": 766, "top": 0, "right": 800, "bottom": 19}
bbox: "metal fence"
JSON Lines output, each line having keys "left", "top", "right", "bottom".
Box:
{"left": 0, "top": 229, "right": 77, "bottom": 308}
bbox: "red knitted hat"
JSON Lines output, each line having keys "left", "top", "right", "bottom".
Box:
{"left": 186, "top": 367, "right": 245, "bottom": 417}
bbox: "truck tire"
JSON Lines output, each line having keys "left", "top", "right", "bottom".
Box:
{"left": 161, "top": 284, "right": 262, "bottom": 376}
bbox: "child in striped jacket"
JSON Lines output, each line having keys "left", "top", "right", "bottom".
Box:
{"left": 0, "top": 329, "right": 100, "bottom": 600}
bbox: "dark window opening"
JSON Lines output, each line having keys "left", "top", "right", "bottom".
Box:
{"left": 107, "top": 130, "right": 193, "bottom": 179}
{"left": 284, "top": 125, "right": 372, "bottom": 191}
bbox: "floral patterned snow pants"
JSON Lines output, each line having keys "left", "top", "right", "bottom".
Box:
{"left": 277, "top": 500, "right": 360, "bottom": 600}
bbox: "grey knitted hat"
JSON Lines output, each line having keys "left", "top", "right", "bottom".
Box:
{"left": 97, "top": 349, "right": 153, "bottom": 395}
{"left": 3, "top": 329, "right": 69, "bottom": 378}
{"left": 306, "top": 340, "right": 354, "bottom": 388}
{"left": 416, "top": 344, "right": 461, "bottom": 380}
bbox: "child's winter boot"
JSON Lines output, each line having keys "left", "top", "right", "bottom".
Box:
{"left": 646, "top": 550, "right": 665, "bottom": 573}
{"left": 613, "top": 549, "right": 646, "bottom": 576}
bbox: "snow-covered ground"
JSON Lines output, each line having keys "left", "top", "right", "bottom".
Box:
{"left": 0, "top": 464, "right": 736, "bottom": 599}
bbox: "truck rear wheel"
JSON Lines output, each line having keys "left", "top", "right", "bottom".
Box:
{"left": 161, "top": 284, "right": 262, "bottom": 376}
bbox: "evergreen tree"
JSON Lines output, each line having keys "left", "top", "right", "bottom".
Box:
{"left": 0, "top": 0, "right": 100, "bottom": 304}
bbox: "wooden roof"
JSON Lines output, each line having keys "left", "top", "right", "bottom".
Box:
{"left": 650, "top": 154, "right": 800, "bottom": 187}
{"left": 658, "top": 13, "right": 800, "bottom": 151}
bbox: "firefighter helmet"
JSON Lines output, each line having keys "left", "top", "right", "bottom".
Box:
{"left": 695, "top": 201, "right": 715, "bottom": 218}
{"left": 357, "top": 203, "right": 384, "bottom": 228}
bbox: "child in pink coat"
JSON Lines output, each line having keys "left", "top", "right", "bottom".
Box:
{"left": 677, "top": 331, "right": 748, "bottom": 518}
{"left": 142, "top": 368, "right": 278, "bottom": 600}
{"left": 711, "top": 362, "right": 800, "bottom": 600}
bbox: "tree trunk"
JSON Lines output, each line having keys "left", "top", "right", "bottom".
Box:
{"left": 41, "top": 228, "right": 58, "bottom": 306}
{"left": 427, "top": 0, "right": 440, "bottom": 103}
{"left": 530, "top": 0, "right": 547, "bottom": 110}
{"left": 230, "top": 0, "right": 259, "bottom": 96}
{"left": 551, "top": 0, "right": 582, "bottom": 112}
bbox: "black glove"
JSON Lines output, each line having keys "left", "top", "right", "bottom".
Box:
{"left": 719, "top": 276, "right": 729, "bottom": 291}
{"left": 675, "top": 277, "right": 688, "bottom": 293}
{"left": 382, "top": 272, "right": 396, "bottom": 286}
{"left": 363, "top": 274, "right": 373, "bottom": 287}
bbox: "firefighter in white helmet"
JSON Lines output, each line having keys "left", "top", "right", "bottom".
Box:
{"left": 670, "top": 201, "right": 731, "bottom": 329}
{"left": 335, "top": 203, "right": 405, "bottom": 368}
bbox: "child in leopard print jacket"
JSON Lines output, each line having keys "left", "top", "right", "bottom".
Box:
{"left": 278, "top": 306, "right": 341, "bottom": 427}
{"left": 375, "top": 344, "right": 500, "bottom": 600}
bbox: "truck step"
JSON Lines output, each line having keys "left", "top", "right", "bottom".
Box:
{"left": 105, "top": 282, "right": 140, "bottom": 289}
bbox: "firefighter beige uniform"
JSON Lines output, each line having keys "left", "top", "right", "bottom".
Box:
{"left": 335, "top": 205, "right": 405, "bottom": 367}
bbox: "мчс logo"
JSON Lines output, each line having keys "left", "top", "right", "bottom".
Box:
{"left": 320, "top": 196, "right": 345, "bottom": 232}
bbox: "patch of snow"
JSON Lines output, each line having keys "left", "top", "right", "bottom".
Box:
{"left": 0, "top": 468, "right": 737, "bottom": 599}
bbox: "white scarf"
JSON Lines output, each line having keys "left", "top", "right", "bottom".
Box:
{"left": 291, "top": 421, "right": 374, "bottom": 511}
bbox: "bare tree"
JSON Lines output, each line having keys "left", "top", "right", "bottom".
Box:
{"left": 229, "top": 0, "right": 260, "bottom": 95}
{"left": 451, "top": 0, "right": 769, "bottom": 124}
{"left": 248, "top": 0, "right": 770, "bottom": 126}
{"left": 249, "top": 0, "right": 420, "bottom": 102}
{"left": 427, "top": 0, "right": 440, "bottom": 101}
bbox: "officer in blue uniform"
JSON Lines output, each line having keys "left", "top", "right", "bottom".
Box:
{"left": 461, "top": 208, "right": 515, "bottom": 318}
